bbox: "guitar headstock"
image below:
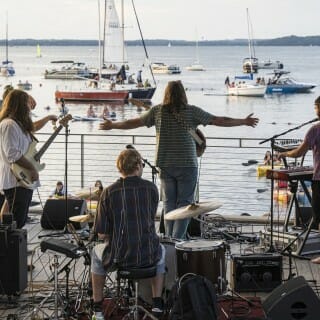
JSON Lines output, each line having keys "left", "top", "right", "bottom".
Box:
{"left": 59, "top": 114, "right": 73, "bottom": 127}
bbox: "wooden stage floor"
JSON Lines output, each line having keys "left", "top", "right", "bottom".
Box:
{"left": 1, "top": 211, "right": 320, "bottom": 319}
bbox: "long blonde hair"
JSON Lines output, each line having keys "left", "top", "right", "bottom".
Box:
{"left": 0, "top": 89, "right": 34, "bottom": 134}
{"left": 162, "top": 80, "right": 188, "bottom": 113}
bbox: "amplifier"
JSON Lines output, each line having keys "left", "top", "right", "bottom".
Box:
{"left": 230, "top": 253, "right": 282, "bottom": 292}
{"left": 261, "top": 229, "right": 320, "bottom": 255}
{"left": 0, "top": 228, "right": 27, "bottom": 295}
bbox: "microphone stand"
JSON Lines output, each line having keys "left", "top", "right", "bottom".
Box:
{"left": 142, "top": 157, "right": 159, "bottom": 184}
{"left": 259, "top": 117, "right": 317, "bottom": 252}
{"left": 39, "top": 99, "right": 71, "bottom": 238}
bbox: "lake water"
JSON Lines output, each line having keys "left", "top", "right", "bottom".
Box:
{"left": 1, "top": 45, "right": 318, "bottom": 216}
{"left": 1, "top": 45, "right": 319, "bottom": 139}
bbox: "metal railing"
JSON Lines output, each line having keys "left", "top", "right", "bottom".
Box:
{"left": 34, "top": 133, "right": 312, "bottom": 216}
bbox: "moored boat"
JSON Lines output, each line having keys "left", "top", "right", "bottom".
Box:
{"left": 44, "top": 61, "right": 90, "bottom": 80}
{"left": 266, "top": 70, "right": 316, "bottom": 94}
{"left": 225, "top": 74, "right": 266, "bottom": 97}
{"left": 17, "top": 81, "right": 32, "bottom": 91}
{"left": 151, "top": 62, "right": 181, "bottom": 74}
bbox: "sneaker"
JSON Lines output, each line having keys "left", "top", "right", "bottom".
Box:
{"left": 151, "top": 307, "right": 163, "bottom": 319}
{"left": 92, "top": 311, "right": 104, "bottom": 320}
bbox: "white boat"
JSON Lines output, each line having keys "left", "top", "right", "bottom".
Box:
{"left": 17, "top": 81, "right": 32, "bottom": 91}
{"left": 186, "top": 32, "right": 205, "bottom": 71}
{"left": 227, "top": 83, "right": 266, "bottom": 97}
{"left": 151, "top": 62, "right": 181, "bottom": 74}
{"left": 242, "top": 8, "right": 283, "bottom": 73}
{"left": 44, "top": 61, "right": 90, "bottom": 80}
{"left": 226, "top": 74, "right": 266, "bottom": 97}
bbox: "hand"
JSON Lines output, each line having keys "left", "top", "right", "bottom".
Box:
{"left": 278, "top": 152, "right": 286, "bottom": 159}
{"left": 30, "top": 169, "right": 39, "bottom": 182}
{"left": 99, "top": 119, "right": 113, "bottom": 130}
{"left": 245, "top": 113, "right": 259, "bottom": 127}
{"left": 28, "top": 95, "right": 37, "bottom": 110}
{"left": 48, "top": 115, "right": 58, "bottom": 122}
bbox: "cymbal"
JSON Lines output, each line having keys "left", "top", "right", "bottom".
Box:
{"left": 69, "top": 214, "right": 94, "bottom": 223}
{"left": 164, "top": 201, "right": 222, "bottom": 221}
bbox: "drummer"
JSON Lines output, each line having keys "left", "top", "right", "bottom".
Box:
{"left": 49, "top": 180, "right": 74, "bottom": 199}
{"left": 91, "top": 149, "right": 165, "bottom": 320}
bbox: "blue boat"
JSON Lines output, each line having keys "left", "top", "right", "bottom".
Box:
{"left": 266, "top": 71, "right": 316, "bottom": 94}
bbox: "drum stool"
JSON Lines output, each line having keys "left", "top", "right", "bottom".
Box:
{"left": 117, "top": 265, "right": 158, "bottom": 320}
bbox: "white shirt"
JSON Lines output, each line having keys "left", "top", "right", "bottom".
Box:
{"left": 0, "top": 118, "right": 39, "bottom": 190}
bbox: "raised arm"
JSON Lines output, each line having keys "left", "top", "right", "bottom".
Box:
{"left": 33, "top": 115, "right": 58, "bottom": 132}
{"left": 99, "top": 118, "right": 144, "bottom": 130}
{"left": 210, "top": 113, "right": 259, "bottom": 127}
{"left": 279, "top": 141, "right": 309, "bottom": 159}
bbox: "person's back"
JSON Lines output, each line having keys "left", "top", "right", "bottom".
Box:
{"left": 99, "top": 175, "right": 160, "bottom": 269}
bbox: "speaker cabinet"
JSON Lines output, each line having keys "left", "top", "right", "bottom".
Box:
{"left": 41, "top": 199, "right": 87, "bottom": 229}
{"left": 0, "top": 228, "right": 27, "bottom": 295}
{"left": 230, "top": 253, "right": 282, "bottom": 292}
{"left": 263, "top": 276, "right": 320, "bottom": 320}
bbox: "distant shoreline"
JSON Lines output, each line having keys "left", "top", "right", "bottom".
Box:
{"left": 1, "top": 35, "right": 320, "bottom": 46}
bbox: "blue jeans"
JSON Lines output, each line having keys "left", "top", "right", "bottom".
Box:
{"left": 160, "top": 167, "right": 198, "bottom": 239}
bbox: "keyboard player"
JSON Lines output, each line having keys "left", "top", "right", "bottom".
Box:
{"left": 278, "top": 96, "right": 320, "bottom": 230}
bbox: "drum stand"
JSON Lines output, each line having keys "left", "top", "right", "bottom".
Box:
{"left": 23, "top": 254, "right": 64, "bottom": 320}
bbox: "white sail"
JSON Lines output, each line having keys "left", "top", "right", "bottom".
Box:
{"left": 103, "top": 0, "right": 128, "bottom": 65}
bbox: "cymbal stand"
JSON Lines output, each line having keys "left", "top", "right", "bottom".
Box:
{"left": 142, "top": 157, "right": 159, "bottom": 184}
{"left": 23, "top": 254, "right": 63, "bottom": 320}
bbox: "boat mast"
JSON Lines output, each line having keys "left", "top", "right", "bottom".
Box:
{"left": 98, "top": 0, "right": 102, "bottom": 83}
{"left": 102, "top": 0, "right": 107, "bottom": 65}
{"left": 246, "top": 8, "right": 256, "bottom": 60}
{"left": 121, "top": 0, "right": 125, "bottom": 64}
{"left": 5, "top": 12, "right": 8, "bottom": 63}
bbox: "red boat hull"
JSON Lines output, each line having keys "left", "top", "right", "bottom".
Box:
{"left": 55, "top": 90, "right": 128, "bottom": 102}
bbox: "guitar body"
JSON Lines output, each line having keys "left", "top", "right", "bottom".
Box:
{"left": 11, "top": 141, "right": 46, "bottom": 189}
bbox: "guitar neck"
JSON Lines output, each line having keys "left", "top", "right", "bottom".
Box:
{"left": 34, "top": 124, "right": 64, "bottom": 161}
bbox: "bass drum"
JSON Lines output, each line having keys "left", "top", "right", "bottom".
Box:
{"left": 138, "top": 237, "right": 177, "bottom": 304}
{"left": 175, "top": 239, "right": 226, "bottom": 293}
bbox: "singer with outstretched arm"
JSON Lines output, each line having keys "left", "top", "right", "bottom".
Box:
{"left": 99, "top": 80, "right": 259, "bottom": 239}
{"left": 279, "top": 96, "right": 320, "bottom": 264}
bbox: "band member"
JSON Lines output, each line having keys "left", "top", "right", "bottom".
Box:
{"left": 91, "top": 149, "right": 165, "bottom": 319}
{"left": 279, "top": 96, "right": 320, "bottom": 234}
{"left": 0, "top": 89, "right": 57, "bottom": 228}
{"left": 99, "top": 80, "right": 259, "bottom": 239}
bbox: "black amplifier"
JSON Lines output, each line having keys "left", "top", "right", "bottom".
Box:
{"left": 0, "top": 227, "right": 27, "bottom": 295}
{"left": 230, "top": 253, "right": 282, "bottom": 292}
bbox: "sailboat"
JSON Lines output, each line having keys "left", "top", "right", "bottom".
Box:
{"left": 56, "top": 0, "right": 156, "bottom": 102}
{"left": 186, "top": 32, "right": 205, "bottom": 71}
{"left": 0, "top": 13, "right": 15, "bottom": 77}
{"left": 242, "top": 8, "right": 283, "bottom": 73}
{"left": 36, "top": 44, "right": 42, "bottom": 58}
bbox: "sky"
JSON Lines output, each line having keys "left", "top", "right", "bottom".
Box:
{"left": 0, "top": 0, "right": 318, "bottom": 41}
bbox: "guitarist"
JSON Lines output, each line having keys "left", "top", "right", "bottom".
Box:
{"left": 99, "top": 80, "right": 259, "bottom": 239}
{"left": 0, "top": 89, "right": 58, "bottom": 228}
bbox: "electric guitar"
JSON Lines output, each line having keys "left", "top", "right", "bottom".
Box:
{"left": 11, "top": 114, "right": 72, "bottom": 189}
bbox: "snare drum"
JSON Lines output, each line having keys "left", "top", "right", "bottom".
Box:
{"left": 175, "top": 239, "right": 226, "bottom": 292}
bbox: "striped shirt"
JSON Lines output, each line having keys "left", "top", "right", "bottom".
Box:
{"left": 95, "top": 176, "right": 161, "bottom": 270}
{"left": 305, "top": 123, "right": 320, "bottom": 180}
{"left": 140, "top": 104, "right": 213, "bottom": 167}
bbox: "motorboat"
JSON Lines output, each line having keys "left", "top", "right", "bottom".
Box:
{"left": 44, "top": 61, "right": 90, "bottom": 80}
{"left": 0, "top": 15, "right": 15, "bottom": 77}
{"left": 225, "top": 74, "right": 266, "bottom": 97}
{"left": 266, "top": 71, "right": 316, "bottom": 94}
{"left": 151, "top": 62, "right": 181, "bottom": 74}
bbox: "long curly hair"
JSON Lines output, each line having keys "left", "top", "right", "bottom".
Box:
{"left": 162, "top": 80, "right": 188, "bottom": 113}
{"left": 0, "top": 89, "right": 34, "bottom": 134}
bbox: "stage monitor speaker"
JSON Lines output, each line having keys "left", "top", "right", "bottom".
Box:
{"left": 0, "top": 228, "right": 27, "bottom": 295}
{"left": 263, "top": 276, "right": 320, "bottom": 320}
{"left": 230, "top": 253, "right": 282, "bottom": 292}
{"left": 41, "top": 199, "right": 86, "bottom": 230}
